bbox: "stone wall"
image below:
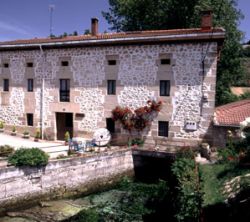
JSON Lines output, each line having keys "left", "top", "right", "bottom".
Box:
{"left": 0, "top": 42, "right": 218, "bottom": 146}
{"left": 0, "top": 149, "right": 134, "bottom": 209}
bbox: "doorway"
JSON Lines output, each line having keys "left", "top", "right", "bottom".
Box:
{"left": 56, "top": 112, "right": 73, "bottom": 140}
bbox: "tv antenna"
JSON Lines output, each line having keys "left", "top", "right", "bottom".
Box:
{"left": 49, "top": 4, "right": 55, "bottom": 36}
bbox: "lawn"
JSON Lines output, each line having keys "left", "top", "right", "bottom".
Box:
{"left": 200, "top": 163, "right": 250, "bottom": 207}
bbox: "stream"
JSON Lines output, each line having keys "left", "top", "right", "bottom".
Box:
{"left": 0, "top": 179, "right": 169, "bottom": 222}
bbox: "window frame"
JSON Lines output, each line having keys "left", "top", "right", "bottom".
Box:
{"left": 3, "top": 79, "right": 9, "bottom": 92}
{"left": 107, "top": 80, "right": 116, "bottom": 95}
{"left": 61, "top": 61, "right": 69, "bottom": 66}
{"left": 160, "top": 80, "right": 170, "bottom": 96}
{"left": 108, "top": 60, "right": 117, "bottom": 66}
{"left": 158, "top": 121, "right": 169, "bottom": 137}
{"left": 59, "top": 79, "right": 70, "bottom": 102}
{"left": 27, "top": 79, "right": 34, "bottom": 92}
{"left": 27, "top": 113, "right": 34, "bottom": 126}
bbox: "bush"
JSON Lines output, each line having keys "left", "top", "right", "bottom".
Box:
{"left": 0, "top": 121, "right": 4, "bottom": 129}
{"left": 130, "top": 138, "right": 144, "bottom": 147}
{"left": 171, "top": 155, "right": 203, "bottom": 222}
{"left": 8, "top": 148, "right": 49, "bottom": 167}
{"left": 0, "top": 145, "right": 15, "bottom": 157}
{"left": 67, "top": 209, "right": 99, "bottom": 222}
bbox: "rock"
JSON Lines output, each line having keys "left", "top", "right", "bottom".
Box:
{"left": 39, "top": 201, "right": 52, "bottom": 207}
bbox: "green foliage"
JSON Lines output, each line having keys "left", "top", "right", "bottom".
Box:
{"left": 12, "top": 126, "right": 16, "bottom": 132}
{"left": 68, "top": 179, "right": 169, "bottom": 222}
{"left": 8, "top": 148, "right": 49, "bottom": 167}
{"left": 0, "top": 145, "right": 15, "bottom": 157}
{"left": 103, "top": 0, "right": 245, "bottom": 105}
{"left": 23, "top": 130, "right": 29, "bottom": 136}
{"left": 64, "top": 131, "right": 70, "bottom": 142}
{"left": 84, "top": 29, "right": 90, "bottom": 35}
{"left": 171, "top": 156, "right": 203, "bottom": 221}
{"left": 35, "top": 129, "right": 40, "bottom": 139}
{"left": 67, "top": 209, "right": 99, "bottom": 222}
{"left": 129, "top": 138, "right": 144, "bottom": 147}
{"left": 0, "top": 121, "right": 4, "bottom": 129}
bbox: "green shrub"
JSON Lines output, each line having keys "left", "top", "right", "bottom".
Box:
{"left": 0, "top": 121, "right": 4, "bottom": 129}
{"left": 8, "top": 148, "right": 49, "bottom": 167}
{"left": 0, "top": 145, "right": 15, "bottom": 157}
{"left": 12, "top": 126, "right": 16, "bottom": 132}
{"left": 130, "top": 138, "right": 144, "bottom": 147}
{"left": 67, "top": 209, "right": 99, "bottom": 222}
{"left": 64, "top": 131, "right": 70, "bottom": 142}
{"left": 171, "top": 156, "right": 203, "bottom": 222}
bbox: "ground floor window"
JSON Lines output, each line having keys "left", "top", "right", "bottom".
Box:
{"left": 158, "top": 121, "right": 169, "bottom": 137}
{"left": 27, "top": 113, "right": 34, "bottom": 126}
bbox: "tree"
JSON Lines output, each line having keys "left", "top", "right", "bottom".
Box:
{"left": 103, "top": 0, "right": 245, "bottom": 105}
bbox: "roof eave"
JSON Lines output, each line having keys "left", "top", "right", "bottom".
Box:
{"left": 0, "top": 31, "right": 225, "bottom": 50}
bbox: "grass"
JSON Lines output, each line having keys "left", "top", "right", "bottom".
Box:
{"left": 200, "top": 163, "right": 250, "bottom": 207}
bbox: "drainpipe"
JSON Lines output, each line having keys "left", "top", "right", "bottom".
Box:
{"left": 39, "top": 45, "right": 45, "bottom": 140}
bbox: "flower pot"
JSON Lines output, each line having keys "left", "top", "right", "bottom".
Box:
{"left": 11, "top": 132, "right": 16, "bottom": 136}
{"left": 34, "top": 138, "right": 39, "bottom": 142}
{"left": 23, "top": 134, "right": 30, "bottom": 139}
{"left": 0, "top": 128, "right": 4, "bottom": 133}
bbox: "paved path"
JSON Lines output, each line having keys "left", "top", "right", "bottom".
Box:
{"left": 0, "top": 133, "right": 68, "bottom": 158}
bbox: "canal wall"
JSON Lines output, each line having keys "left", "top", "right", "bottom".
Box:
{"left": 0, "top": 149, "right": 134, "bottom": 210}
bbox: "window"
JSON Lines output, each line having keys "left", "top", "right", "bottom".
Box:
{"left": 160, "top": 80, "right": 170, "bottom": 96}
{"left": 161, "top": 59, "right": 171, "bottom": 65}
{"left": 107, "top": 80, "right": 116, "bottom": 95}
{"left": 108, "top": 60, "right": 116, "bottom": 65}
{"left": 3, "top": 63, "right": 9, "bottom": 68}
{"left": 3, "top": 79, "right": 9, "bottom": 91}
{"left": 27, "top": 79, "right": 33, "bottom": 92}
{"left": 60, "top": 79, "right": 70, "bottom": 102}
{"left": 158, "top": 121, "right": 169, "bottom": 137}
{"left": 106, "top": 118, "right": 115, "bottom": 133}
{"left": 27, "top": 113, "right": 34, "bottom": 126}
{"left": 61, "top": 61, "right": 69, "bottom": 66}
{"left": 27, "top": 62, "right": 33, "bottom": 67}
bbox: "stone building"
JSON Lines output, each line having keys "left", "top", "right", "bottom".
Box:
{"left": 213, "top": 99, "right": 250, "bottom": 147}
{"left": 0, "top": 13, "right": 225, "bottom": 148}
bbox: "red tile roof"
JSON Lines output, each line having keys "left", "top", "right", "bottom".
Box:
{"left": 214, "top": 99, "right": 250, "bottom": 127}
{"left": 0, "top": 27, "right": 225, "bottom": 49}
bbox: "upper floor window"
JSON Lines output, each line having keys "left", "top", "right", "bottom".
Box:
{"left": 161, "top": 59, "right": 171, "bottom": 65}
{"left": 158, "top": 121, "right": 169, "bottom": 137}
{"left": 3, "top": 63, "right": 9, "bottom": 68}
{"left": 107, "top": 80, "right": 116, "bottom": 95}
{"left": 60, "top": 79, "right": 70, "bottom": 102}
{"left": 61, "top": 61, "right": 69, "bottom": 66}
{"left": 3, "top": 79, "right": 9, "bottom": 91}
{"left": 27, "top": 62, "right": 33, "bottom": 67}
{"left": 27, "top": 79, "right": 33, "bottom": 92}
{"left": 108, "top": 60, "right": 116, "bottom": 65}
{"left": 160, "top": 80, "right": 170, "bottom": 96}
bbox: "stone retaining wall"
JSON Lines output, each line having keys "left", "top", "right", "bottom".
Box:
{"left": 0, "top": 149, "right": 134, "bottom": 210}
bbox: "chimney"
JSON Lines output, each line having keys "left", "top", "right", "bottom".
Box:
{"left": 91, "top": 18, "right": 99, "bottom": 36}
{"left": 201, "top": 10, "right": 212, "bottom": 30}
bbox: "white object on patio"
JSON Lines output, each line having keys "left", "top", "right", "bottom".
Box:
{"left": 93, "top": 128, "right": 111, "bottom": 146}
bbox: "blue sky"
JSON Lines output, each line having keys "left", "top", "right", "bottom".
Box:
{"left": 0, "top": 0, "right": 249, "bottom": 42}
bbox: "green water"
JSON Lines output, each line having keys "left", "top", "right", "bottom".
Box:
{"left": 0, "top": 179, "right": 168, "bottom": 222}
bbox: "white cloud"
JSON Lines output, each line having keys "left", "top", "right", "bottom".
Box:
{"left": 0, "top": 21, "right": 30, "bottom": 35}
